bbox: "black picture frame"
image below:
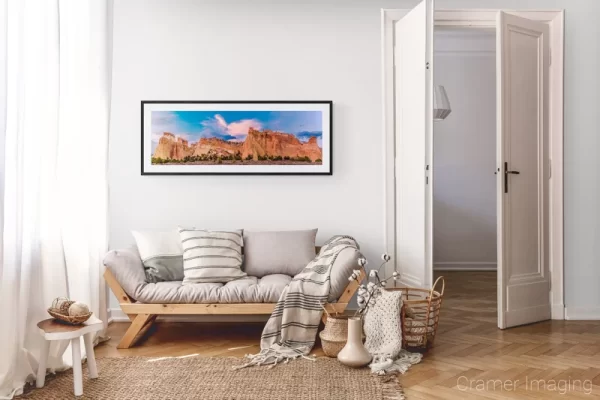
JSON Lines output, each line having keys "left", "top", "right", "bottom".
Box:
{"left": 141, "top": 100, "right": 333, "bottom": 175}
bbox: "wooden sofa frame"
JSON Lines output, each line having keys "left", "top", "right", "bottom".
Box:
{"left": 104, "top": 267, "right": 366, "bottom": 349}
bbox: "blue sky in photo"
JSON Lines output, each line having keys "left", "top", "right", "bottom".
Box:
{"left": 151, "top": 110, "right": 323, "bottom": 152}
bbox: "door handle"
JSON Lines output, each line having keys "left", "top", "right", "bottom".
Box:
{"left": 504, "top": 162, "right": 520, "bottom": 193}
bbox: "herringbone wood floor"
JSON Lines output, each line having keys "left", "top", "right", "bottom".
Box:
{"left": 98, "top": 271, "right": 600, "bottom": 399}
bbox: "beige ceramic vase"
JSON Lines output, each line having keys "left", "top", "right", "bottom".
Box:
{"left": 337, "top": 316, "right": 372, "bottom": 368}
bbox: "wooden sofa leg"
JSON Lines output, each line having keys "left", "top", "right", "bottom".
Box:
{"left": 117, "top": 314, "right": 156, "bottom": 349}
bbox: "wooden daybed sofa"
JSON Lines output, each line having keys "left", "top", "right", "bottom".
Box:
{"left": 103, "top": 246, "right": 365, "bottom": 349}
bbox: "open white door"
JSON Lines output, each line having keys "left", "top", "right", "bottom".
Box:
{"left": 393, "top": 0, "right": 434, "bottom": 289}
{"left": 497, "top": 12, "right": 551, "bottom": 329}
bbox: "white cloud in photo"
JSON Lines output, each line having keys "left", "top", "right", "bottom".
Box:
{"left": 202, "top": 114, "right": 262, "bottom": 141}
{"left": 151, "top": 111, "right": 193, "bottom": 144}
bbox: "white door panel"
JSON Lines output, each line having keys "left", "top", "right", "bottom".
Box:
{"left": 497, "top": 12, "right": 550, "bottom": 328}
{"left": 394, "top": 0, "right": 433, "bottom": 289}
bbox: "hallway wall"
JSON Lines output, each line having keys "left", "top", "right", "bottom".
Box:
{"left": 433, "top": 29, "right": 497, "bottom": 270}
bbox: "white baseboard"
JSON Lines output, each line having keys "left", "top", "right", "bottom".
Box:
{"left": 398, "top": 274, "right": 423, "bottom": 288}
{"left": 434, "top": 262, "right": 497, "bottom": 271}
{"left": 109, "top": 308, "right": 127, "bottom": 322}
{"left": 551, "top": 303, "right": 565, "bottom": 320}
{"left": 565, "top": 306, "right": 600, "bottom": 320}
{"left": 108, "top": 308, "right": 271, "bottom": 323}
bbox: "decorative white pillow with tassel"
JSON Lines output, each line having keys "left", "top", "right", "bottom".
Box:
{"left": 363, "top": 287, "right": 422, "bottom": 375}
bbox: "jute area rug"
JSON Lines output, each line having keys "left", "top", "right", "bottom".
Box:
{"left": 19, "top": 357, "right": 405, "bottom": 400}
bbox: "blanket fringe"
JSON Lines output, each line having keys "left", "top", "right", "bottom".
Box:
{"left": 234, "top": 346, "right": 315, "bottom": 370}
{"left": 370, "top": 350, "right": 423, "bottom": 375}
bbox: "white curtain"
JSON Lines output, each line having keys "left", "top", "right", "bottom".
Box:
{"left": 0, "top": 0, "right": 112, "bottom": 398}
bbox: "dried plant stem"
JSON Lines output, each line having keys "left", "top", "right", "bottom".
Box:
{"left": 352, "top": 257, "right": 398, "bottom": 318}
{"left": 356, "top": 284, "right": 380, "bottom": 317}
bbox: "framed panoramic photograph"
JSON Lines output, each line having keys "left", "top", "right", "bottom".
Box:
{"left": 141, "top": 101, "right": 332, "bottom": 175}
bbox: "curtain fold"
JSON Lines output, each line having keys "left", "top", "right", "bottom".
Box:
{"left": 0, "top": 1, "right": 112, "bottom": 398}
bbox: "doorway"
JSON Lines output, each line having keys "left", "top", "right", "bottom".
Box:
{"left": 433, "top": 26, "right": 497, "bottom": 322}
{"left": 382, "top": 6, "right": 565, "bottom": 329}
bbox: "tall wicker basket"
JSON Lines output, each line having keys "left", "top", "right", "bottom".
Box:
{"left": 319, "top": 315, "right": 349, "bottom": 357}
{"left": 386, "top": 276, "right": 445, "bottom": 351}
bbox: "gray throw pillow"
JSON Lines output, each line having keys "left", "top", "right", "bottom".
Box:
{"left": 243, "top": 229, "right": 318, "bottom": 278}
{"left": 131, "top": 230, "right": 184, "bottom": 282}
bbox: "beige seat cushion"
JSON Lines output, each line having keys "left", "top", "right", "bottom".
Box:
{"left": 103, "top": 245, "right": 362, "bottom": 304}
{"left": 133, "top": 274, "right": 291, "bottom": 304}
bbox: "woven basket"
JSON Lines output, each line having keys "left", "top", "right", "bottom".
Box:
{"left": 386, "top": 276, "right": 445, "bottom": 351}
{"left": 47, "top": 308, "right": 92, "bottom": 325}
{"left": 319, "top": 315, "right": 349, "bottom": 357}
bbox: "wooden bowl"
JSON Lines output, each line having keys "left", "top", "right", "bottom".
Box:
{"left": 47, "top": 308, "right": 92, "bottom": 325}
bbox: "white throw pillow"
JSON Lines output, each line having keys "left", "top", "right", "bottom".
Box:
{"left": 131, "top": 230, "right": 183, "bottom": 282}
{"left": 179, "top": 227, "right": 247, "bottom": 284}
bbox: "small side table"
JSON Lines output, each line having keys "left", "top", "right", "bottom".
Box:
{"left": 37, "top": 316, "right": 104, "bottom": 397}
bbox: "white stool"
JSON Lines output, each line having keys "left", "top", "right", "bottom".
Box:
{"left": 37, "top": 316, "right": 104, "bottom": 397}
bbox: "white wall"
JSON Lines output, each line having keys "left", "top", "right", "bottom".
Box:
{"left": 108, "top": 0, "right": 400, "bottom": 309}
{"left": 110, "top": 0, "right": 600, "bottom": 317}
{"left": 433, "top": 30, "right": 496, "bottom": 270}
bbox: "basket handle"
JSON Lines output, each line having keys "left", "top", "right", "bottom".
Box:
{"left": 431, "top": 276, "right": 445, "bottom": 297}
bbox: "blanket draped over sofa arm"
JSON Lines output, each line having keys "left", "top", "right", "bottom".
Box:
{"left": 236, "top": 235, "right": 362, "bottom": 369}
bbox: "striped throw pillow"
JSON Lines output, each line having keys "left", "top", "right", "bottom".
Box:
{"left": 179, "top": 228, "right": 247, "bottom": 284}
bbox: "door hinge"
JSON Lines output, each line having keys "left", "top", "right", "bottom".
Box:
{"left": 426, "top": 164, "right": 429, "bottom": 184}
{"left": 426, "top": 61, "right": 430, "bottom": 70}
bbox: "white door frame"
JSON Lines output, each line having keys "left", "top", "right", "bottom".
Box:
{"left": 382, "top": 9, "right": 565, "bottom": 320}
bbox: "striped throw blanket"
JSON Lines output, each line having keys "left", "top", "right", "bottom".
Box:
{"left": 237, "top": 235, "right": 360, "bottom": 368}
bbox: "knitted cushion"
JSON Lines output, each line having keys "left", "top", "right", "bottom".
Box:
{"left": 364, "top": 288, "right": 403, "bottom": 359}
{"left": 363, "top": 287, "right": 422, "bottom": 374}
